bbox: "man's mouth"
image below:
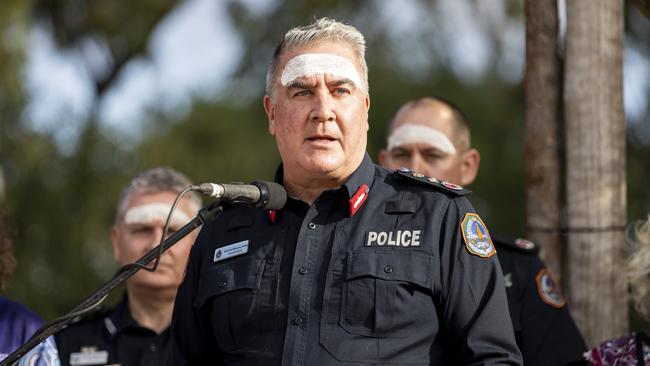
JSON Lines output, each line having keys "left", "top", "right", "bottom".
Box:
{"left": 307, "top": 135, "right": 337, "bottom": 142}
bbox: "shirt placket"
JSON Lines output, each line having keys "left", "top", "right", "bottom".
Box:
{"left": 282, "top": 203, "right": 326, "bottom": 366}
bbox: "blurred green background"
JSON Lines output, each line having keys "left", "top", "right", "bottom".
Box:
{"left": 0, "top": 0, "right": 649, "bottom": 321}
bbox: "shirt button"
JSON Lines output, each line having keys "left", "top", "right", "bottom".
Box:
{"left": 298, "top": 267, "right": 308, "bottom": 275}
{"left": 217, "top": 280, "right": 227, "bottom": 287}
{"left": 293, "top": 317, "right": 304, "bottom": 325}
{"left": 384, "top": 265, "right": 393, "bottom": 273}
{"left": 150, "top": 343, "right": 156, "bottom": 352}
{"left": 308, "top": 222, "right": 317, "bottom": 229}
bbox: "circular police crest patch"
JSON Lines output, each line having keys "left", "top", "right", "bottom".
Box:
{"left": 535, "top": 268, "right": 566, "bottom": 308}
{"left": 461, "top": 213, "right": 496, "bottom": 258}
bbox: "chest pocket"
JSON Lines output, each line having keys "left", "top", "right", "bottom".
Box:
{"left": 321, "top": 250, "right": 438, "bottom": 364}
{"left": 195, "top": 256, "right": 264, "bottom": 352}
{"left": 341, "top": 251, "right": 434, "bottom": 337}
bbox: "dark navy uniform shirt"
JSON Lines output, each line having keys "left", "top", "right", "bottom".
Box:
{"left": 493, "top": 235, "right": 587, "bottom": 366}
{"left": 171, "top": 155, "right": 522, "bottom": 365}
{"left": 55, "top": 296, "right": 172, "bottom": 366}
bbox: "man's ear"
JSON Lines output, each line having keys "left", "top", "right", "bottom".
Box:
{"left": 263, "top": 95, "right": 275, "bottom": 135}
{"left": 364, "top": 95, "right": 370, "bottom": 131}
{"left": 378, "top": 149, "right": 389, "bottom": 167}
{"left": 459, "top": 148, "right": 480, "bottom": 186}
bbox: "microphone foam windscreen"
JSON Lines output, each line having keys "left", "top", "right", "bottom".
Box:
{"left": 256, "top": 181, "right": 287, "bottom": 210}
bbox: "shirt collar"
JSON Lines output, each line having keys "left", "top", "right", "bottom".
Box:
{"left": 106, "top": 295, "right": 162, "bottom": 339}
{"left": 273, "top": 153, "right": 376, "bottom": 200}
{"left": 340, "top": 153, "right": 375, "bottom": 199}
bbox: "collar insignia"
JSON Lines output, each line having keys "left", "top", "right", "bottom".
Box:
{"left": 349, "top": 184, "right": 369, "bottom": 217}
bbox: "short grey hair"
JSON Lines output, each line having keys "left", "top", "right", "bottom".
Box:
{"left": 115, "top": 166, "right": 201, "bottom": 224}
{"left": 628, "top": 214, "right": 650, "bottom": 320}
{"left": 265, "top": 17, "right": 368, "bottom": 98}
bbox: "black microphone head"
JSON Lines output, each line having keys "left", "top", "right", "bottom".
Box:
{"left": 252, "top": 181, "right": 287, "bottom": 210}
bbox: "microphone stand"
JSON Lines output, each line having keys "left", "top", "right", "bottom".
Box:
{"left": 0, "top": 202, "right": 225, "bottom": 366}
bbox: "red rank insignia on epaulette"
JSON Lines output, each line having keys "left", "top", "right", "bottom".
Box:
{"left": 268, "top": 210, "right": 277, "bottom": 223}
{"left": 348, "top": 184, "right": 369, "bottom": 217}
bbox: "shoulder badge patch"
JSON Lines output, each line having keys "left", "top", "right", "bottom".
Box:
{"left": 461, "top": 213, "right": 496, "bottom": 258}
{"left": 394, "top": 168, "right": 471, "bottom": 196}
{"left": 535, "top": 268, "right": 566, "bottom": 308}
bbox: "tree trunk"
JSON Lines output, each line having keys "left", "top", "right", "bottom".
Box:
{"left": 523, "top": 0, "right": 563, "bottom": 282}
{"left": 564, "top": 0, "right": 627, "bottom": 347}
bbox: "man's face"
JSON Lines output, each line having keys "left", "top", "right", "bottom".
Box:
{"left": 380, "top": 103, "right": 477, "bottom": 186}
{"left": 111, "top": 191, "right": 197, "bottom": 292}
{"left": 263, "top": 41, "right": 370, "bottom": 183}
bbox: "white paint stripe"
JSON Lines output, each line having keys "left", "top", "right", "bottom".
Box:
{"left": 387, "top": 123, "right": 457, "bottom": 154}
{"left": 280, "top": 53, "right": 363, "bottom": 89}
{"left": 124, "top": 203, "right": 191, "bottom": 227}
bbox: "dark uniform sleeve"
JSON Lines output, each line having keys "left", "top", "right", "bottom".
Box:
{"left": 438, "top": 198, "right": 523, "bottom": 365}
{"left": 171, "top": 227, "right": 223, "bottom": 366}
{"left": 517, "top": 256, "right": 587, "bottom": 366}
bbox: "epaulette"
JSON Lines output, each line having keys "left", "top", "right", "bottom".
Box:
{"left": 394, "top": 168, "right": 471, "bottom": 196}
{"left": 492, "top": 233, "right": 539, "bottom": 254}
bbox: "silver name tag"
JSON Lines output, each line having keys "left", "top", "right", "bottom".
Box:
{"left": 70, "top": 350, "right": 109, "bottom": 366}
{"left": 214, "top": 240, "right": 249, "bottom": 262}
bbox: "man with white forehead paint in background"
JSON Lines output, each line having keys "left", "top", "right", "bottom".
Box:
{"left": 55, "top": 167, "right": 201, "bottom": 366}
{"left": 379, "top": 96, "right": 588, "bottom": 366}
{"left": 172, "top": 18, "right": 522, "bottom": 365}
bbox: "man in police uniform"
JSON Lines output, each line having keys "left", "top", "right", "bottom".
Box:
{"left": 55, "top": 167, "right": 201, "bottom": 366}
{"left": 171, "top": 18, "right": 522, "bottom": 365}
{"left": 379, "top": 96, "right": 587, "bottom": 366}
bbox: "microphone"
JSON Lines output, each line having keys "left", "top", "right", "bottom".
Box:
{"left": 191, "top": 181, "right": 287, "bottom": 210}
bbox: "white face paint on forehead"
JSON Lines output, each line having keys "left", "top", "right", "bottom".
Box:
{"left": 280, "top": 53, "right": 363, "bottom": 89}
{"left": 387, "top": 123, "right": 457, "bottom": 155}
{"left": 123, "top": 203, "right": 191, "bottom": 227}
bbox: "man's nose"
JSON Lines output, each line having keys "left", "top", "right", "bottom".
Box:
{"left": 310, "top": 88, "right": 335, "bottom": 122}
{"left": 150, "top": 226, "right": 165, "bottom": 250}
{"left": 408, "top": 154, "right": 428, "bottom": 176}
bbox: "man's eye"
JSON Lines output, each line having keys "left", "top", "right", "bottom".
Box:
{"left": 166, "top": 227, "right": 180, "bottom": 235}
{"left": 391, "top": 152, "right": 409, "bottom": 160}
{"left": 424, "top": 152, "right": 445, "bottom": 161}
{"left": 333, "top": 87, "right": 350, "bottom": 95}
{"left": 131, "top": 226, "right": 152, "bottom": 234}
{"left": 293, "top": 90, "right": 311, "bottom": 97}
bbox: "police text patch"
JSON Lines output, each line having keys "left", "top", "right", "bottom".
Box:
{"left": 366, "top": 230, "right": 421, "bottom": 247}
{"left": 461, "top": 213, "right": 496, "bottom": 258}
{"left": 214, "top": 240, "right": 249, "bottom": 262}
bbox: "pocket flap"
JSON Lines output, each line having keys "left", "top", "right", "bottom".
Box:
{"left": 226, "top": 215, "right": 255, "bottom": 231}
{"left": 346, "top": 251, "right": 433, "bottom": 290}
{"left": 195, "top": 257, "right": 262, "bottom": 306}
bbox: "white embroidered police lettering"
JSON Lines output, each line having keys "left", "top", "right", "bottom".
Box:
{"left": 377, "top": 232, "right": 388, "bottom": 245}
{"left": 367, "top": 231, "right": 377, "bottom": 246}
{"left": 366, "top": 230, "right": 422, "bottom": 247}
{"left": 402, "top": 230, "right": 412, "bottom": 246}
{"left": 387, "top": 231, "right": 396, "bottom": 245}
{"left": 412, "top": 230, "right": 421, "bottom": 246}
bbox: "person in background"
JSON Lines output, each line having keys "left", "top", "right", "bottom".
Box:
{"left": 54, "top": 167, "right": 201, "bottom": 366}
{"left": 0, "top": 210, "right": 59, "bottom": 365}
{"left": 172, "top": 18, "right": 521, "bottom": 365}
{"left": 585, "top": 214, "right": 650, "bottom": 365}
{"left": 379, "top": 96, "right": 587, "bottom": 366}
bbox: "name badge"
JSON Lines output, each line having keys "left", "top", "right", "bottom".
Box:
{"left": 70, "top": 350, "right": 109, "bottom": 366}
{"left": 214, "top": 240, "right": 249, "bottom": 262}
